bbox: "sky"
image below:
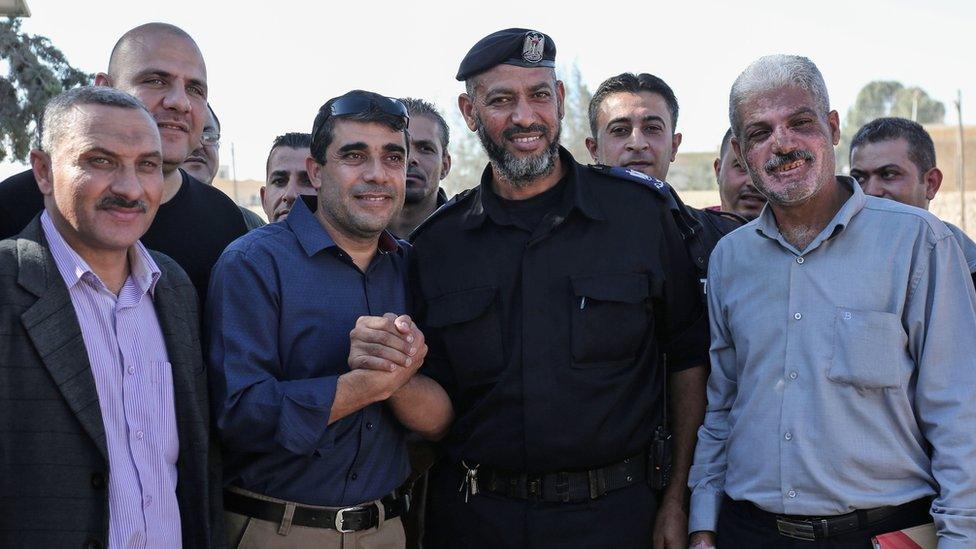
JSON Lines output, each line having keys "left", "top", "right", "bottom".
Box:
{"left": 2, "top": 0, "right": 974, "bottom": 182}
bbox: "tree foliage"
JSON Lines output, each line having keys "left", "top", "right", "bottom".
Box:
{"left": 0, "top": 18, "right": 91, "bottom": 163}
{"left": 837, "top": 80, "right": 945, "bottom": 170}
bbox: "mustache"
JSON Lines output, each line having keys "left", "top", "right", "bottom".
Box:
{"left": 352, "top": 183, "right": 394, "bottom": 197}
{"left": 764, "top": 150, "right": 814, "bottom": 173}
{"left": 406, "top": 167, "right": 426, "bottom": 182}
{"left": 96, "top": 196, "right": 147, "bottom": 212}
{"left": 503, "top": 124, "right": 549, "bottom": 140}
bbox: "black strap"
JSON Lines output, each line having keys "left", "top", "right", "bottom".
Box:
{"left": 223, "top": 490, "right": 407, "bottom": 532}
{"left": 479, "top": 453, "right": 646, "bottom": 503}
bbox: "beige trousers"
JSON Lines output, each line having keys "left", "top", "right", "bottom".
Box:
{"left": 225, "top": 487, "right": 406, "bottom": 549}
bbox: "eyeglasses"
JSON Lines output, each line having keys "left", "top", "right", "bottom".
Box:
{"left": 328, "top": 93, "right": 409, "bottom": 125}
{"left": 201, "top": 129, "right": 220, "bottom": 146}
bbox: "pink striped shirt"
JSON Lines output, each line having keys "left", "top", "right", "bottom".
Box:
{"left": 41, "top": 211, "right": 182, "bottom": 549}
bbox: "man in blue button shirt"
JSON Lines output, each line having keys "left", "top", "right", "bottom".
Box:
{"left": 207, "top": 90, "right": 453, "bottom": 547}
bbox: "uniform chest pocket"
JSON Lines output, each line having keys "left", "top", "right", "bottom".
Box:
{"left": 426, "top": 286, "right": 504, "bottom": 387}
{"left": 570, "top": 273, "right": 653, "bottom": 366}
{"left": 828, "top": 308, "right": 909, "bottom": 389}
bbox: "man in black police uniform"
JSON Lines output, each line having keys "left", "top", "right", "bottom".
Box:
{"left": 410, "top": 28, "right": 709, "bottom": 548}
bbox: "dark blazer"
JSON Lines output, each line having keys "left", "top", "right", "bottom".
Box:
{"left": 0, "top": 217, "right": 224, "bottom": 548}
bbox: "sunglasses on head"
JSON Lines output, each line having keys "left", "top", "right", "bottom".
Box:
{"left": 327, "top": 93, "right": 409, "bottom": 125}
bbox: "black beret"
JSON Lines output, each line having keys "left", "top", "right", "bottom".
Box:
{"left": 456, "top": 28, "right": 556, "bottom": 81}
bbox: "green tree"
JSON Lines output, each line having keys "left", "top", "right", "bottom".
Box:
{"left": 443, "top": 60, "right": 594, "bottom": 196}
{"left": 0, "top": 18, "right": 91, "bottom": 163}
{"left": 837, "top": 80, "right": 945, "bottom": 170}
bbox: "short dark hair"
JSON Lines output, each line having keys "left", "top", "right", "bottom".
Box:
{"left": 309, "top": 90, "right": 409, "bottom": 164}
{"left": 719, "top": 128, "right": 733, "bottom": 160}
{"left": 207, "top": 103, "right": 220, "bottom": 131}
{"left": 588, "top": 72, "right": 679, "bottom": 138}
{"left": 399, "top": 97, "right": 450, "bottom": 151}
{"left": 850, "top": 117, "right": 936, "bottom": 174}
{"left": 266, "top": 132, "right": 312, "bottom": 175}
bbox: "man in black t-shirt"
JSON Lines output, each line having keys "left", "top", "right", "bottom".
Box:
{"left": 0, "top": 23, "right": 245, "bottom": 302}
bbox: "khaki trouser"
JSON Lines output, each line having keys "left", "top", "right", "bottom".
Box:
{"left": 225, "top": 486, "right": 406, "bottom": 549}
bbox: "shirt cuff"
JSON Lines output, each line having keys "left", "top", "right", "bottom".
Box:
{"left": 274, "top": 376, "right": 338, "bottom": 455}
{"left": 688, "top": 488, "right": 724, "bottom": 534}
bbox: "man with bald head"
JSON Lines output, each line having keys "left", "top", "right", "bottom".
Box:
{"left": 0, "top": 22, "right": 247, "bottom": 302}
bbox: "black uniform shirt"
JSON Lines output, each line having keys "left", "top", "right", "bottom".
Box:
{"left": 410, "top": 147, "right": 708, "bottom": 473}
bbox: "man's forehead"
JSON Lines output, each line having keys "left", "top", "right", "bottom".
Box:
{"left": 330, "top": 120, "right": 406, "bottom": 148}
{"left": 114, "top": 33, "right": 207, "bottom": 81}
{"left": 599, "top": 91, "right": 670, "bottom": 123}
{"left": 63, "top": 105, "right": 159, "bottom": 147}
{"left": 474, "top": 65, "right": 555, "bottom": 92}
{"left": 740, "top": 86, "right": 819, "bottom": 121}
{"left": 851, "top": 139, "right": 911, "bottom": 168}
{"left": 270, "top": 146, "right": 309, "bottom": 168}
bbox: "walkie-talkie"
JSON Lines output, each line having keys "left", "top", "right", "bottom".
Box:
{"left": 648, "top": 352, "right": 673, "bottom": 490}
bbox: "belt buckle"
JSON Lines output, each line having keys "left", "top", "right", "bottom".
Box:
{"left": 776, "top": 518, "right": 816, "bottom": 541}
{"left": 334, "top": 506, "right": 364, "bottom": 533}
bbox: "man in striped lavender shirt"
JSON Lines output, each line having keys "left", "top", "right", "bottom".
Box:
{"left": 0, "top": 87, "right": 222, "bottom": 547}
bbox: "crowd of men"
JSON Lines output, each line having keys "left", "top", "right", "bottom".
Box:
{"left": 0, "top": 22, "right": 973, "bottom": 549}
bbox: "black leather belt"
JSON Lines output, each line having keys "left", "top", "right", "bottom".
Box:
{"left": 478, "top": 453, "right": 646, "bottom": 503}
{"left": 729, "top": 496, "right": 932, "bottom": 541}
{"left": 224, "top": 489, "right": 408, "bottom": 533}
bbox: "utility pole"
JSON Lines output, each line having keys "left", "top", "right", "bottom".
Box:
{"left": 956, "top": 91, "right": 966, "bottom": 232}
{"left": 231, "top": 142, "right": 239, "bottom": 204}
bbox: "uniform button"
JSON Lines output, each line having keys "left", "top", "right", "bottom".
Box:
{"left": 794, "top": 313, "right": 802, "bottom": 320}
{"left": 796, "top": 257, "right": 804, "bottom": 264}
{"left": 788, "top": 489, "right": 797, "bottom": 498}
{"left": 784, "top": 432, "right": 793, "bottom": 441}
{"left": 789, "top": 371, "right": 798, "bottom": 380}
{"left": 127, "top": 366, "right": 135, "bottom": 375}
{"left": 366, "top": 422, "right": 373, "bottom": 430}
{"left": 351, "top": 472, "right": 358, "bottom": 481}
{"left": 90, "top": 473, "right": 106, "bottom": 489}
{"left": 136, "top": 430, "right": 144, "bottom": 440}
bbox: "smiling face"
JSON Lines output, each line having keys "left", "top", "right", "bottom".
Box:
{"left": 307, "top": 120, "right": 406, "bottom": 242}
{"left": 99, "top": 31, "right": 208, "bottom": 172}
{"left": 733, "top": 86, "right": 840, "bottom": 208}
{"left": 459, "top": 64, "right": 564, "bottom": 187}
{"left": 32, "top": 103, "right": 164, "bottom": 258}
{"left": 586, "top": 91, "right": 681, "bottom": 181}
{"left": 850, "top": 138, "right": 937, "bottom": 209}
{"left": 262, "top": 146, "right": 313, "bottom": 222}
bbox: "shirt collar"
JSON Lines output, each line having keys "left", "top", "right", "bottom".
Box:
{"left": 755, "top": 175, "right": 866, "bottom": 253}
{"left": 40, "top": 209, "right": 161, "bottom": 296}
{"left": 459, "top": 146, "right": 604, "bottom": 230}
{"left": 287, "top": 194, "right": 404, "bottom": 257}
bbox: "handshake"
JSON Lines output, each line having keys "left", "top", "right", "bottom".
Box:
{"left": 345, "top": 313, "right": 430, "bottom": 401}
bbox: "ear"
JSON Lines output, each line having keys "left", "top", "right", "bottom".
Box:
{"left": 458, "top": 93, "right": 478, "bottom": 132}
{"left": 94, "top": 72, "right": 112, "bottom": 87}
{"left": 260, "top": 186, "right": 267, "bottom": 203}
{"left": 440, "top": 152, "right": 452, "bottom": 180}
{"left": 30, "top": 149, "right": 55, "bottom": 196}
{"left": 306, "top": 156, "right": 324, "bottom": 191}
{"left": 555, "top": 79, "right": 566, "bottom": 119}
{"left": 585, "top": 137, "right": 599, "bottom": 163}
{"left": 670, "top": 132, "right": 683, "bottom": 162}
{"left": 923, "top": 167, "right": 943, "bottom": 201}
{"left": 713, "top": 157, "right": 722, "bottom": 180}
{"left": 827, "top": 110, "right": 841, "bottom": 145}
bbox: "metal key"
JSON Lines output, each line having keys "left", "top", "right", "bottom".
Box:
{"left": 458, "top": 461, "right": 479, "bottom": 503}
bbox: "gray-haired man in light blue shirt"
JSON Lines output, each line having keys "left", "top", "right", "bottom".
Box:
{"left": 688, "top": 55, "right": 976, "bottom": 549}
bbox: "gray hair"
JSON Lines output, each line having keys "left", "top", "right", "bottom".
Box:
{"left": 41, "top": 86, "right": 151, "bottom": 152}
{"left": 729, "top": 55, "right": 829, "bottom": 136}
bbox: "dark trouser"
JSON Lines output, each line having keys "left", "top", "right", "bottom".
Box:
{"left": 424, "top": 461, "right": 659, "bottom": 549}
{"left": 716, "top": 495, "right": 932, "bottom": 548}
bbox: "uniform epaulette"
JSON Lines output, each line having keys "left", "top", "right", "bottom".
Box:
{"left": 408, "top": 188, "right": 477, "bottom": 242}
{"left": 587, "top": 164, "right": 671, "bottom": 200}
